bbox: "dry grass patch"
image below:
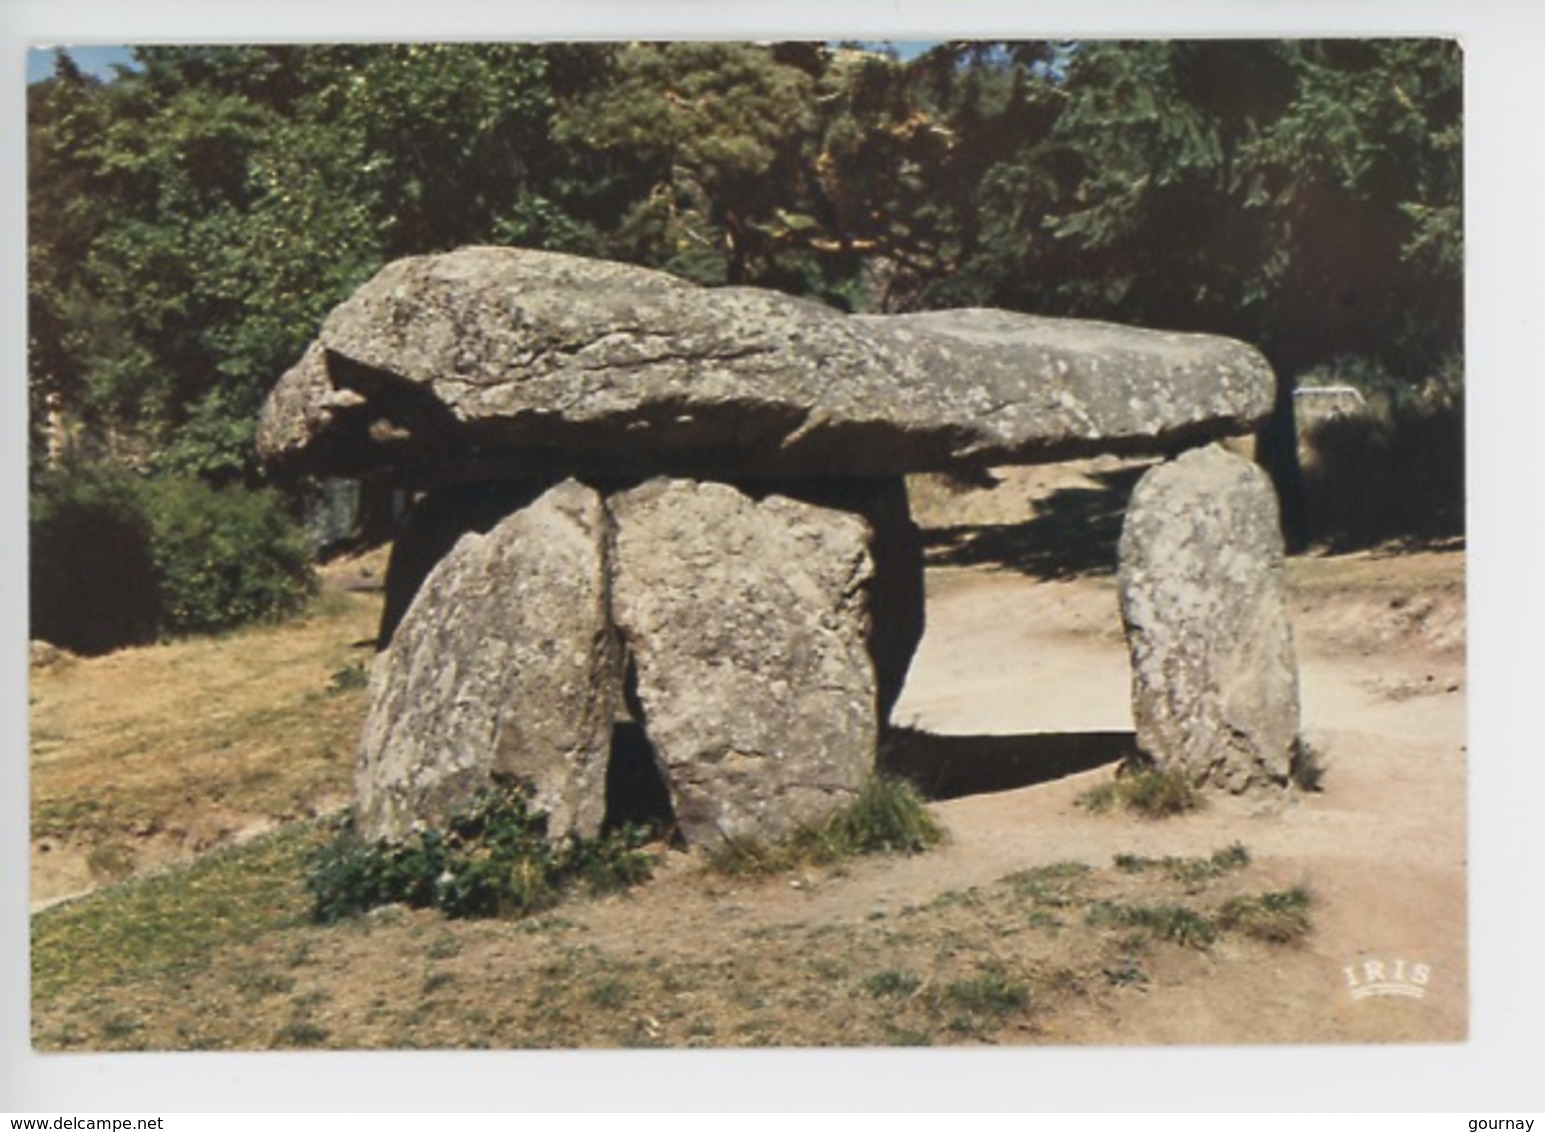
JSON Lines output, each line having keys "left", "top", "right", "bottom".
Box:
{"left": 30, "top": 585, "right": 380, "bottom": 891}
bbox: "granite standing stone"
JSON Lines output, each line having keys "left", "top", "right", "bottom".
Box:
{"left": 608, "top": 478, "right": 878, "bottom": 845}
{"left": 1117, "top": 445, "right": 1300, "bottom": 791}
{"left": 357, "top": 479, "right": 621, "bottom": 841}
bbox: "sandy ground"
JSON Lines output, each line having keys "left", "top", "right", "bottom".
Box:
{"left": 886, "top": 557, "right": 1465, "bottom": 1044}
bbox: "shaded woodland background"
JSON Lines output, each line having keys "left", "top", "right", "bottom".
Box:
{"left": 27, "top": 40, "right": 1464, "bottom": 654}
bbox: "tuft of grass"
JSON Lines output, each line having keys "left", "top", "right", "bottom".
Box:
{"left": 708, "top": 776, "right": 943, "bottom": 877}
{"left": 1088, "top": 900, "right": 1219, "bottom": 949}
{"left": 1004, "top": 861, "right": 1093, "bottom": 908}
{"left": 1101, "top": 953, "right": 1150, "bottom": 988}
{"left": 1088, "top": 884, "right": 1314, "bottom": 951}
{"left": 944, "top": 967, "right": 1031, "bottom": 1015}
{"left": 1216, "top": 886, "right": 1314, "bottom": 943}
{"left": 864, "top": 970, "right": 922, "bottom": 999}
{"left": 828, "top": 775, "right": 945, "bottom": 855}
{"left": 1113, "top": 843, "right": 1251, "bottom": 885}
{"left": 1078, "top": 765, "right": 1200, "bottom": 818}
{"left": 273, "top": 1020, "right": 329, "bottom": 1048}
{"left": 327, "top": 660, "right": 370, "bottom": 695}
{"left": 586, "top": 977, "right": 633, "bottom": 1010}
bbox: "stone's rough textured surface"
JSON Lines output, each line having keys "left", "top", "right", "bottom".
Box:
{"left": 356, "top": 480, "right": 620, "bottom": 842}
{"left": 257, "top": 246, "right": 1276, "bottom": 484}
{"left": 609, "top": 478, "right": 878, "bottom": 846}
{"left": 377, "top": 480, "right": 550, "bottom": 648}
{"left": 777, "top": 477, "right": 924, "bottom": 722}
{"left": 1117, "top": 445, "right": 1300, "bottom": 792}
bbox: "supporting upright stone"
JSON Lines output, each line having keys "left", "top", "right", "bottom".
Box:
{"left": 357, "top": 479, "right": 621, "bottom": 842}
{"left": 608, "top": 478, "right": 878, "bottom": 846}
{"left": 377, "top": 480, "right": 550, "bottom": 648}
{"left": 1117, "top": 444, "right": 1300, "bottom": 791}
{"left": 774, "top": 477, "right": 925, "bottom": 724}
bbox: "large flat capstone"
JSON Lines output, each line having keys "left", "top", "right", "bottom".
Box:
{"left": 257, "top": 246, "right": 1275, "bottom": 485}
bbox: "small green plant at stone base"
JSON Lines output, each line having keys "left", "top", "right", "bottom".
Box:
{"left": 305, "top": 780, "right": 656, "bottom": 922}
{"left": 1290, "top": 737, "right": 1327, "bottom": 792}
{"left": 707, "top": 776, "right": 944, "bottom": 877}
{"left": 826, "top": 775, "right": 944, "bottom": 855}
{"left": 1077, "top": 762, "right": 1200, "bottom": 818}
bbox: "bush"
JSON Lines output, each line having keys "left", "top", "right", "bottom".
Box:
{"left": 140, "top": 476, "right": 315, "bottom": 635}
{"left": 29, "top": 460, "right": 316, "bottom": 652}
{"left": 1296, "top": 356, "right": 1465, "bottom": 550}
{"left": 306, "top": 780, "right": 657, "bottom": 923}
{"left": 30, "top": 463, "right": 160, "bottom": 655}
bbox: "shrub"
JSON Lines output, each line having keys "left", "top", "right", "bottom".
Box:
{"left": 30, "top": 463, "right": 160, "bottom": 655}
{"left": 1296, "top": 358, "right": 1465, "bottom": 551}
{"left": 30, "top": 461, "right": 317, "bottom": 651}
{"left": 140, "top": 475, "right": 315, "bottom": 635}
{"left": 305, "top": 780, "right": 657, "bottom": 922}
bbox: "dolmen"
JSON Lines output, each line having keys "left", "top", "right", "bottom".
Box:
{"left": 257, "top": 246, "right": 1300, "bottom": 847}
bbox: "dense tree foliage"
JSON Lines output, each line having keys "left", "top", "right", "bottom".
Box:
{"left": 27, "top": 39, "right": 1462, "bottom": 645}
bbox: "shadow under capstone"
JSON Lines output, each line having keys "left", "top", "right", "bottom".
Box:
{"left": 880, "top": 727, "right": 1136, "bottom": 801}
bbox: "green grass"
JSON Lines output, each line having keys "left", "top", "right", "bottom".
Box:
{"left": 32, "top": 821, "right": 325, "bottom": 1000}
{"left": 31, "top": 822, "right": 1316, "bottom": 1050}
{"left": 1088, "top": 884, "right": 1314, "bottom": 950}
{"left": 1113, "top": 843, "right": 1252, "bottom": 885}
{"left": 1216, "top": 886, "right": 1314, "bottom": 943}
{"left": 1003, "top": 861, "right": 1093, "bottom": 908}
{"left": 864, "top": 969, "right": 923, "bottom": 998}
{"left": 1077, "top": 765, "right": 1201, "bottom": 818}
{"left": 1087, "top": 900, "right": 1219, "bottom": 948}
{"left": 304, "top": 781, "right": 658, "bottom": 922}
{"left": 944, "top": 968, "right": 1031, "bottom": 1014}
{"left": 708, "top": 776, "right": 944, "bottom": 877}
